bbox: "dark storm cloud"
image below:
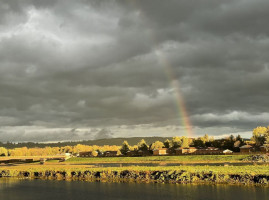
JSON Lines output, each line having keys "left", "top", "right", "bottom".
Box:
{"left": 0, "top": 0, "right": 269, "bottom": 142}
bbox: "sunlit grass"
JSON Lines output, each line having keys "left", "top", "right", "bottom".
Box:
{"left": 1, "top": 163, "right": 268, "bottom": 175}
{"left": 66, "top": 155, "right": 250, "bottom": 163}
{"left": 1, "top": 163, "right": 268, "bottom": 185}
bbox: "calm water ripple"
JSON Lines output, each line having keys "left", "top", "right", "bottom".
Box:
{"left": 0, "top": 178, "right": 268, "bottom": 200}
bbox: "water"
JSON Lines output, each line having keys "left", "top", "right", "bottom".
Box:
{"left": 0, "top": 178, "right": 268, "bottom": 200}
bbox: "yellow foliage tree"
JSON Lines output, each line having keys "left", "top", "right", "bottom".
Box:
{"left": 252, "top": 126, "right": 269, "bottom": 146}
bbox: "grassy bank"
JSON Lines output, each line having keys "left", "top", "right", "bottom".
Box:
{"left": 66, "top": 155, "right": 250, "bottom": 164}
{"left": 0, "top": 164, "right": 268, "bottom": 185}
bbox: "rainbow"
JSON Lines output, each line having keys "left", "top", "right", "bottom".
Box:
{"left": 155, "top": 50, "right": 194, "bottom": 138}
{"left": 129, "top": 0, "right": 194, "bottom": 137}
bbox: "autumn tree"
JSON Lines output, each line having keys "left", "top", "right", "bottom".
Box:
{"left": 62, "top": 146, "right": 73, "bottom": 153}
{"left": 203, "top": 134, "right": 209, "bottom": 143}
{"left": 131, "top": 145, "right": 138, "bottom": 151}
{"left": 252, "top": 126, "right": 269, "bottom": 146}
{"left": 73, "top": 144, "right": 89, "bottom": 153}
{"left": 91, "top": 151, "right": 98, "bottom": 157}
{"left": 9, "top": 148, "right": 26, "bottom": 156}
{"left": 150, "top": 141, "right": 164, "bottom": 150}
{"left": 181, "top": 137, "right": 189, "bottom": 148}
{"left": 0, "top": 147, "right": 8, "bottom": 156}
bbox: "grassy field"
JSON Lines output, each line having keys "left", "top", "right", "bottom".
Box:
{"left": 66, "top": 155, "right": 250, "bottom": 163}
{"left": 0, "top": 164, "right": 268, "bottom": 175}
{"left": 0, "top": 163, "right": 269, "bottom": 185}
{"left": 1, "top": 154, "right": 268, "bottom": 185}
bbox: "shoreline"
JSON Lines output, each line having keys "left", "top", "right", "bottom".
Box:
{"left": 66, "top": 160, "right": 256, "bottom": 164}
{"left": 0, "top": 165, "right": 269, "bottom": 186}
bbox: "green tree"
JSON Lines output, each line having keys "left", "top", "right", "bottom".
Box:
{"left": 150, "top": 141, "right": 164, "bottom": 150}
{"left": 224, "top": 135, "right": 235, "bottom": 150}
{"left": 172, "top": 137, "right": 182, "bottom": 149}
{"left": 120, "top": 141, "right": 130, "bottom": 155}
{"left": 193, "top": 137, "right": 206, "bottom": 147}
{"left": 137, "top": 139, "right": 148, "bottom": 151}
{"left": 229, "top": 135, "right": 235, "bottom": 142}
{"left": 164, "top": 139, "right": 171, "bottom": 148}
{"left": 235, "top": 135, "right": 244, "bottom": 143}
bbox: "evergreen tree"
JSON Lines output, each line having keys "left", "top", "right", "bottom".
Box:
{"left": 193, "top": 137, "right": 206, "bottom": 147}
{"left": 164, "top": 139, "right": 171, "bottom": 148}
{"left": 137, "top": 139, "right": 149, "bottom": 151}
{"left": 120, "top": 141, "right": 130, "bottom": 155}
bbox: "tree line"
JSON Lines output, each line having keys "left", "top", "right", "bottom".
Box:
{"left": 119, "top": 134, "right": 245, "bottom": 155}
{"left": 0, "top": 126, "right": 268, "bottom": 157}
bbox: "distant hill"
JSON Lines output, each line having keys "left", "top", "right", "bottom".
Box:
{"left": 0, "top": 137, "right": 173, "bottom": 148}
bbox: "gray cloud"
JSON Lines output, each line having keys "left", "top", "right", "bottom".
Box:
{"left": 0, "top": 0, "right": 269, "bottom": 142}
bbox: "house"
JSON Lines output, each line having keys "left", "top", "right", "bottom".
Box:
{"left": 166, "top": 148, "right": 175, "bottom": 155}
{"left": 206, "top": 147, "right": 222, "bottom": 155}
{"left": 103, "top": 151, "right": 118, "bottom": 157}
{"left": 79, "top": 151, "right": 93, "bottom": 157}
{"left": 175, "top": 147, "right": 197, "bottom": 155}
{"left": 138, "top": 150, "right": 152, "bottom": 156}
{"left": 126, "top": 150, "right": 139, "bottom": 157}
{"left": 195, "top": 147, "right": 222, "bottom": 155}
{"left": 260, "top": 146, "right": 269, "bottom": 153}
{"left": 60, "top": 152, "right": 72, "bottom": 157}
{"left": 153, "top": 148, "right": 168, "bottom": 156}
{"left": 175, "top": 148, "right": 185, "bottom": 155}
{"left": 223, "top": 149, "right": 233, "bottom": 155}
{"left": 239, "top": 145, "right": 254, "bottom": 153}
{"left": 176, "top": 147, "right": 208, "bottom": 155}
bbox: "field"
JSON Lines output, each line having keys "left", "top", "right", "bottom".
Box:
{"left": 66, "top": 155, "right": 250, "bottom": 164}
{"left": 0, "top": 163, "right": 269, "bottom": 185}
{"left": 1, "top": 164, "right": 269, "bottom": 175}
{"left": 1, "top": 155, "right": 268, "bottom": 185}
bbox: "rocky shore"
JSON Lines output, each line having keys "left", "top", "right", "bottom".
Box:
{"left": 243, "top": 155, "right": 269, "bottom": 162}
{"left": 0, "top": 169, "right": 268, "bottom": 186}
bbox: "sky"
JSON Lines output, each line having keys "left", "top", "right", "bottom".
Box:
{"left": 0, "top": 0, "right": 269, "bottom": 142}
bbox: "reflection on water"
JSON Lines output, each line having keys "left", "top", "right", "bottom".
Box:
{"left": 0, "top": 178, "right": 268, "bottom": 200}
{"left": 0, "top": 178, "right": 21, "bottom": 190}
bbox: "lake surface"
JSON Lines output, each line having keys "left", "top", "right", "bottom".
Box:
{"left": 0, "top": 178, "right": 268, "bottom": 200}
